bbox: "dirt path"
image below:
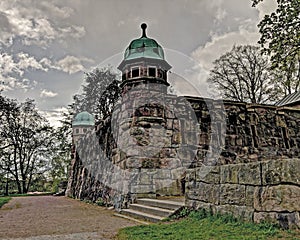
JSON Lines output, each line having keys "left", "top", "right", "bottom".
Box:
{"left": 0, "top": 196, "right": 138, "bottom": 240}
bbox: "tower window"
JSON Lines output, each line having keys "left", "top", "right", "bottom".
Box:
{"left": 148, "top": 67, "right": 156, "bottom": 77}
{"left": 131, "top": 67, "right": 140, "bottom": 78}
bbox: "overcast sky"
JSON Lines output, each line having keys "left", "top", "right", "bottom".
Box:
{"left": 0, "top": 0, "right": 277, "bottom": 126}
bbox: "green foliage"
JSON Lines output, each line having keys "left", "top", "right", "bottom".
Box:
{"left": 0, "top": 97, "right": 55, "bottom": 194}
{"left": 252, "top": 0, "right": 300, "bottom": 96}
{"left": 167, "top": 207, "right": 191, "bottom": 221}
{"left": 117, "top": 209, "right": 299, "bottom": 240}
{"left": 96, "top": 197, "right": 105, "bottom": 206}
{"left": 0, "top": 197, "right": 11, "bottom": 208}
{"left": 70, "top": 66, "right": 120, "bottom": 122}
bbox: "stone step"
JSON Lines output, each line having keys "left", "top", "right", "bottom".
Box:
{"left": 121, "top": 208, "right": 165, "bottom": 222}
{"left": 129, "top": 203, "right": 174, "bottom": 217}
{"left": 137, "top": 198, "right": 184, "bottom": 210}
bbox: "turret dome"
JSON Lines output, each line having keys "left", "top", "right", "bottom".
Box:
{"left": 72, "top": 111, "right": 94, "bottom": 126}
{"left": 123, "top": 23, "right": 165, "bottom": 61}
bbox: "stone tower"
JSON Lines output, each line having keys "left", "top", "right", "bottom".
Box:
{"left": 118, "top": 23, "right": 172, "bottom": 94}
{"left": 72, "top": 111, "right": 95, "bottom": 145}
{"left": 112, "top": 24, "right": 192, "bottom": 197}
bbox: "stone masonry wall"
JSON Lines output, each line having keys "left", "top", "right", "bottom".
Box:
{"left": 185, "top": 97, "right": 300, "bottom": 229}
{"left": 186, "top": 159, "right": 300, "bottom": 229}
{"left": 66, "top": 94, "right": 300, "bottom": 227}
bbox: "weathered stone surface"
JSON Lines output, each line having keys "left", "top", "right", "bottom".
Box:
{"left": 155, "top": 179, "right": 182, "bottom": 196}
{"left": 262, "top": 159, "right": 300, "bottom": 185}
{"left": 195, "top": 165, "right": 220, "bottom": 184}
{"left": 254, "top": 185, "right": 300, "bottom": 212}
{"left": 281, "top": 159, "right": 300, "bottom": 185}
{"left": 254, "top": 212, "right": 300, "bottom": 230}
{"left": 219, "top": 184, "right": 246, "bottom": 205}
{"left": 220, "top": 165, "right": 239, "bottom": 184}
{"left": 214, "top": 205, "right": 254, "bottom": 222}
{"left": 68, "top": 88, "right": 300, "bottom": 229}
{"left": 186, "top": 199, "right": 212, "bottom": 212}
{"left": 238, "top": 162, "right": 261, "bottom": 185}
{"left": 245, "top": 185, "right": 255, "bottom": 207}
{"left": 187, "top": 182, "right": 220, "bottom": 205}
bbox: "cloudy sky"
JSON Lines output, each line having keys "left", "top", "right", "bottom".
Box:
{"left": 0, "top": 0, "right": 276, "bottom": 126}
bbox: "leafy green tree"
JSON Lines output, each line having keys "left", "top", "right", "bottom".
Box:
{"left": 49, "top": 124, "right": 72, "bottom": 192}
{"left": 0, "top": 98, "right": 54, "bottom": 194}
{"left": 252, "top": 0, "right": 300, "bottom": 95}
{"left": 71, "top": 66, "right": 120, "bottom": 122}
{"left": 208, "top": 45, "right": 276, "bottom": 103}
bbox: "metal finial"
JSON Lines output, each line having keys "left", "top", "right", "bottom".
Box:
{"left": 141, "top": 23, "right": 147, "bottom": 37}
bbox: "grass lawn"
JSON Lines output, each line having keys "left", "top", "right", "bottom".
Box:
{"left": 117, "top": 210, "right": 300, "bottom": 240}
{"left": 0, "top": 197, "right": 11, "bottom": 208}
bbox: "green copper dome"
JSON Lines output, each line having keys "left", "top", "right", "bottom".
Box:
{"left": 72, "top": 111, "right": 95, "bottom": 127}
{"left": 124, "top": 23, "right": 165, "bottom": 61}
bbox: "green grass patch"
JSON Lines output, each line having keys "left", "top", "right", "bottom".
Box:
{"left": 0, "top": 197, "right": 11, "bottom": 208}
{"left": 117, "top": 210, "right": 300, "bottom": 240}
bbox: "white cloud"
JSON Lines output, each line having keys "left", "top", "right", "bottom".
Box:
{"left": 56, "top": 55, "right": 94, "bottom": 74}
{"left": 40, "top": 89, "right": 58, "bottom": 98}
{"left": 17, "top": 52, "right": 46, "bottom": 73}
{"left": 256, "top": 0, "right": 277, "bottom": 20}
{"left": 38, "top": 107, "right": 68, "bottom": 127}
{"left": 191, "top": 19, "right": 260, "bottom": 72}
{"left": 0, "top": 0, "right": 85, "bottom": 47}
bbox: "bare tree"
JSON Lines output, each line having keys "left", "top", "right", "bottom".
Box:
{"left": 207, "top": 45, "right": 276, "bottom": 103}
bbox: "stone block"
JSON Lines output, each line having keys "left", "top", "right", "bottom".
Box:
{"left": 261, "top": 159, "right": 283, "bottom": 185}
{"left": 125, "top": 157, "right": 142, "bottom": 168}
{"left": 193, "top": 182, "right": 220, "bottom": 205}
{"left": 160, "top": 158, "right": 182, "bottom": 169}
{"left": 186, "top": 199, "right": 212, "bottom": 212}
{"left": 138, "top": 172, "right": 153, "bottom": 185}
{"left": 153, "top": 169, "right": 171, "bottom": 179}
{"left": 131, "top": 184, "right": 155, "bottom": 194}
{"left": 245, "top": 185, "right": 255, "bottom": 207}
{"left": 155, "top": 179, "right": 182, "bottom": 196}
{"left": 238, "top": 162, "right": 261, "bottom": 185}
{"left": 281, "top": 159, "right": 300, "bottom": 185}
{"left": 254, "top": 185, "right": 300, "bottom": 212}
{"left": 254, "top": 212, "right": 300, "bottom": 230}
{"left": 214, "top": 205, "right": 254, "bottom": 222}
{"left": 219, "top": 184, "right": 246, "bottom": 205}
{"left": 172, "top": 132, "right": 181, "bottom": 145}
{"left": 220, "top": 164, "right": 239, "bottom": 184}
{"left": 171, "top": 167, "right": 186, "bottom": 180}
{"left": 195, "top": 165, "right": 220, "bottom": 184}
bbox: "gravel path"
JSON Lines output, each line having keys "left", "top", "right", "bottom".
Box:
{"left": 0, "top": 196, "right": 138, "bottom": 240}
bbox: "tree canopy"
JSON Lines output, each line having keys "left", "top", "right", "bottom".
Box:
{"left": 207, "top": 45, "right": 276, "bottom": 103}
{"left": 0, "top": 97, "right": 55, "bottom": 193}
{"left": 252, "top": 0, "right": 300, "bottom": 95}
{"left": 70, "top": 66, "right": 120, "bottom": 123}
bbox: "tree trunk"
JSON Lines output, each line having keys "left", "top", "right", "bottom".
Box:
{"left": 5, "top": 171, "right": 9, "bottom": 196}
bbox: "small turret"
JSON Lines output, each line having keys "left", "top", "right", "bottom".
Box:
{"left": 72, "top": 111, "right": 95, "bottom": 144}
{"left": 118, "top": 23, "right": 172, "bottom": 93}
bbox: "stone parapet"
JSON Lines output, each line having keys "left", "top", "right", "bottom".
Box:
{"left": 186, "top": 158, "right": 300, "bottom": 229}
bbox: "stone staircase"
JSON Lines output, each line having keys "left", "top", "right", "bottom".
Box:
{"left": 120, "top": 197, "right": 185, "bottom": 223}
